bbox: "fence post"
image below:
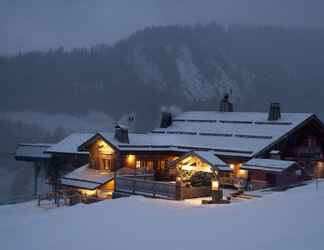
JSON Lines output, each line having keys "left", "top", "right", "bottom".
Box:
{"left": 175, "top": 182, "right": 182, "bottom": 200}
{"left": 133, "top": 179, "right": 136, "bottom": 194}
{"left": 153, "top": 183, "right": 156, "bottom": 198}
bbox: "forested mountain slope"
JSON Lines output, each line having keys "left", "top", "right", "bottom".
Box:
{"left": 1, "top": 24, "right": 323, "bottom": 132}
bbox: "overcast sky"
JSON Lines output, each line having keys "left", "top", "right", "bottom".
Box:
{"left": 1, "top": 0, "right": 324, "bottom": 54}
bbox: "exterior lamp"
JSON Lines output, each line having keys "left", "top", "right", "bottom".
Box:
{"left": 211, "top": 180, "right": 219, "bottom": 192}
{"left": 175, "top": 176, "right": 183, "bottom": 200}
{"left": 127, "top": 155, "right": 135, "bottom": 164}
{"left": 211, "top": 178, "right": 223, "bottom": 203}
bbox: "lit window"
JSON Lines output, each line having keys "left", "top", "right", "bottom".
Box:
{"left": 160, "top": 160, "right": 165, "bottom": 170}
{"left": 136, "top": 160, "right": 141, "bottom": 169}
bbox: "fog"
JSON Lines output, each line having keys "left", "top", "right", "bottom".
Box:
{"left": 1, "top": 0, "right": 324, "bottom": 54}
{"left": 0, "top": 111, "right": 115, "bottom": 133}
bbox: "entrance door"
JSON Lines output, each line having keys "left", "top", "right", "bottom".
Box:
{"left": 100, "top": 155, "right": 113, "bottom": 171}
{"left": 102, "top": 159, "right": 111, "bottom": 171}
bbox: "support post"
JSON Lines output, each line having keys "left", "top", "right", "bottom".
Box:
{"left": 152, "top": 182, "right": 156, "bottom": 198}
{"left": 114, "top": 171, "right": 117, "bottom": 193}
{"left": 175, "top": 176, "right": 183, "bottom": 200}
{"left": 33, "top": 163, "right": 41, "bottom": 197}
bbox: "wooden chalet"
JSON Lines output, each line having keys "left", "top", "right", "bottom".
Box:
{"left": 15, "top": 96, "right": 324, "bottom": 201}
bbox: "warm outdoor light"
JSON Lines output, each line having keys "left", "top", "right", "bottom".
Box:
{"left": 230, "top": 164, "right": 235, "bottom": 170}
{"left": 127, "top": 155, "right": 135, "bottom": 164}
{"left": 176, "top": 176, "right": 182, "bottom": 182}
{"left": 211, "top": 180, "right": 219, "bottom": 191}
{"left": 181, "top": 164, "right": 195, "bottom": 171}
{"left": 97, "top": 139, "right": 114, "bottom": 154}
{"left": 238, "top": 169, "right": 248, "bottom": 178}
{"left": 79, "top": 189, "right": 96, "bottom": 196}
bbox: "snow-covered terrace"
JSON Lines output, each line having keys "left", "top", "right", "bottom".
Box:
{"left": 61, "top": 164, "right": 114, "bottom": 190}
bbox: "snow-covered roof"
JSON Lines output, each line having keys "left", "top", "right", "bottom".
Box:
{"left": 49, "top": 111, "right": 317, "bottom": 159}
{"left": 241, "top": 158, "right": 296, "bottom": 173}
{"left": 151, "top": 111, "right": 314, "bottom": 157}
{"left": 15, "top": 143, "right": 53, "bottom": 161}
{"left": 168, "top": 150, "right": 231, "bottom": 172}
{"left": 46, "top": 133, "right": 94, "bottom": 155}
{"left": 97, "top": 132, "right": 255, "bottom": 156}
{"left": 192, "top": 151, "right": 231, "bottom": 171}
{"left": 61, "top": 164, "right": 114, "bottom": 190}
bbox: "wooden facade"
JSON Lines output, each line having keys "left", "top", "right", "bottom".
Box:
{"left": 246, "top": 168, "right": 303, "bottom": 190}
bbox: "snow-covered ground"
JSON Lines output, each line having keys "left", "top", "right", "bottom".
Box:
{"left": 1, "top": 182, "right": 324, "bottom": 250}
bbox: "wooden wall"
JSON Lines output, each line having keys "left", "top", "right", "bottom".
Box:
{"left": 248, "top": 167, "right": 303, "bottom": 190}
{"left": 120, "top": 152, "right": 181, "bottom": 181}
{"left": 89, "top": 140, "right": 116, "bottom": 171}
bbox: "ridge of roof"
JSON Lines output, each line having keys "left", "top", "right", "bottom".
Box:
{"left": 43, "top": 112, "right": 321, "bottom": 158}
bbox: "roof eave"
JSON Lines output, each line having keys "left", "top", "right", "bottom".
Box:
{"left": 77, "top": 132, "right": 119, "bottom": 152}
{"left": 252, "top": 114, "right": 317, "bottom": 158}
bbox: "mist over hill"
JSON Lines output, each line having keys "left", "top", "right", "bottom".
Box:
{"left": 1, "top": 23, "right": 324, "bottom": 135}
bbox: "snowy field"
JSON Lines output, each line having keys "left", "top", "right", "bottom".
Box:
{"left": 1, "top": 182, "right": 324, "bottom": 250}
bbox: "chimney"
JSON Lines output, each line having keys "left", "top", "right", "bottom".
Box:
{"left": 114, "top": 124, "right": 129, "bottom": 143}
{"left": 268, "top": 102, "right": 281, "bottom": 121}
{"left": 219, "top": 94, "right": 233, "bottom": 112}
{"left": 160, "top": 112, "right": 172, "bottom": 128}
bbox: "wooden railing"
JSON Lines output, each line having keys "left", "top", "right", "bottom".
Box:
{"left": 115, "top": 176, "right": 177, "bottom": 199}
{"left": 219, "top": 176, "right": 234, "bottom": 186}
{"left": 38, "top": 192, "right": 62, "bottom": 207}
{"left": 38, "top": 190, "right": 82, "bottom": 207}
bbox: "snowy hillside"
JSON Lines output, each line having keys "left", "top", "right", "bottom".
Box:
{"left": 2, "top": 24, "right": 324, "bottom": 120}
{"left": 1, "top": 182, "right": 324, "bottom": 250}
{"left": 132, "top": 42, "right": 252, "bottom": 102}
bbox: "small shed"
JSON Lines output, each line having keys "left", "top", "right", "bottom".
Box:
{"left": 241, "top": 158, "right": 303, "bottom": 189}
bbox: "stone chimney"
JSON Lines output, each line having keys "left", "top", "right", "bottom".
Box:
{"left": 268, "top": 102, "right": 281, "bottom": 121}
{"left": 160, "top": 112, "right": 172, "bottom": 128}
{"left": 114, "top": 124, "right": 129, "bottom": 143}
{"left": 219, "top": 94, "right": 233, "bottom": 112}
